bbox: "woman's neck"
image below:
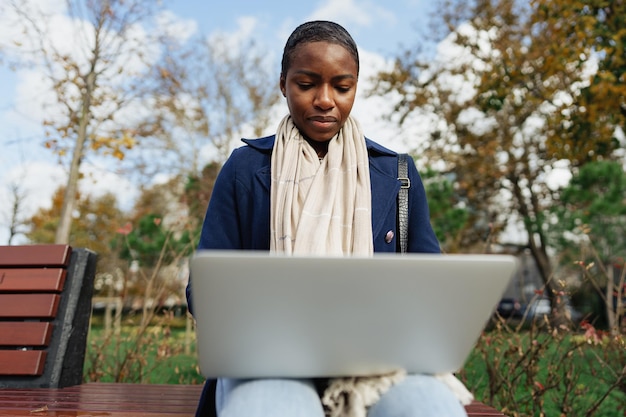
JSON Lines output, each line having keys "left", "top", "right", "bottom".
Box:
{"left": 304, "top": 137, "right": 330, "bottom": 158}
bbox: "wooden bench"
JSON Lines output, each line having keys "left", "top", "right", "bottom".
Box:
{"left": 0, "top": 382, "right": 203, "bottom": 416}
{"left": 0, "top": 382, "right": 505, "bottom": 416}
{"left": 0, "top": 244, "right": 97, "bottom": 389}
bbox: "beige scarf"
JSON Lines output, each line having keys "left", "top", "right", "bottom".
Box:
{"left": 269, "top": 115, "right": 473, "bottom": 416}
{"left": 270, "top": 115, "right": 372, "bottom": 255}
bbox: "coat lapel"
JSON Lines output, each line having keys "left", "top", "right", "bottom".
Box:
{"left": 243, "top": 136, "right": 273, "bottom": 193}
{"left": 369, "top": 159, "right": 400, "bottom": 237}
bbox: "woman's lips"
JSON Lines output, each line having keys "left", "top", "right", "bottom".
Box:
{"left": 309, "top": 116, "right": 337, "bottom": 129}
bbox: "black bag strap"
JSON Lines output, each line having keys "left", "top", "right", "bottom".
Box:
{"left": 397, "top": 153, "right": 410, "bottom": 254}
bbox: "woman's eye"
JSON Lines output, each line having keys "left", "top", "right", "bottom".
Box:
{"left": 298, "top": 83, "right": 313, "bottom": 90}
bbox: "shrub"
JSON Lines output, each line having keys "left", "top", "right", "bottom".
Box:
{"left": 461, "top": 317, "right": 626, "bottom": 417}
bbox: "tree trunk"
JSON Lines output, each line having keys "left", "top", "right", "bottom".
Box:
{"left": 511, "top": 174, "right": 569, "bottom": 327}
{"left": 54, "top": 71, "right": 96, "bottom": 244}
{"left": 54, "top": 135, "right": 85, "bottom": 244}
{"left": 606, "top": 267, "right": 617, "bottom": 336}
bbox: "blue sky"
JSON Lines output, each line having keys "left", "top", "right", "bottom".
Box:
{"left": 171, "top": 0, "right": 432, "bottom": 55}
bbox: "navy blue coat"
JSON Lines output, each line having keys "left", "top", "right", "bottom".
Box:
{"left": 186, "top": 135, "right": 440, "bottom": 417}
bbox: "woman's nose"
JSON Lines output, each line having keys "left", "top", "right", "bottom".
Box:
{"left": 314, "top": 85, "right": 333, "bottom": 109}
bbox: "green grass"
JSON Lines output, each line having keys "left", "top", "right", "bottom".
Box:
{"left": 84, "top": 324, "right": 204, "bottom": 385}
{"left": 84, "top": 322, "right": 625, "bottom": 416}
{"left": 460, "top": 329, "right": 625, "bottom": 417}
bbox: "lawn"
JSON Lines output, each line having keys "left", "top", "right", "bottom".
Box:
{"left": 84, "top": 322, "right": 626, "bottom": 416}
{"left": 84, "top": 322, "right": 204, "bottom": 385}
{"left": 460, "top": 329, "right": 625, "bottom": 417}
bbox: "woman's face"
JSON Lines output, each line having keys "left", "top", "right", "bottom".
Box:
{"left": 280, "top": 41, "right": 358, "bottom": 143}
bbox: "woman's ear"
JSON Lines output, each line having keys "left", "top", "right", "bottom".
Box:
{"left": 279, "top": 75, "right": 286, "bottom": 97}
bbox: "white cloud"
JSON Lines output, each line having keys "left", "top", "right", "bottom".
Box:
{"left": 79, "top": 164, "right": 138, "bottom": 210}
{"left": 156, "top": 10, "right": 197, "bottom": 42}
{"left": 307, "top": 0, "right": 395, "bottom": 27}
{"left": 0, "top": 0, "right": 67, "bottom": 57}
{"left": 12, "top": 69, "right": 59, "bottom": 127}
{"left": 1, "top": 161, "right": 66, "bottom": 213}
{"left": 207, "top": 16, "right": 261, "bottom": 56}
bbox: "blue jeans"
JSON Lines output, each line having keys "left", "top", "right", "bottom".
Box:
{"left": 216, "top": 375, "right": 467, "bottom": 417}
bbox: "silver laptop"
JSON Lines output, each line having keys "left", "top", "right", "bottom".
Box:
{"left": 190, "top": 251, "right": 517, "bottom": 379}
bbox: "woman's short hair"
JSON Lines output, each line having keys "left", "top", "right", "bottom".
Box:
{"left": 281, "top": 20, "right": 359, "bottom": 77}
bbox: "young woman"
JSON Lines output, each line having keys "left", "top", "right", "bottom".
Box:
{"left": 187, "top": 20, "right": 468, "bottom": 417}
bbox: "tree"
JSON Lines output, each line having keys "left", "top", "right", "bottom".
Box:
{"left": 126, "top": 175, "right": 202, "bottom": 250}
{"left": 27, "top": 187, "right": 127, "bottom": 273}
{"left": 110, "top": 183, "right": 198, "bottom": 325}
{"left": 135, "top": 32, "right": 281, "bottom": 179}
{"left": 372, "top": 0, "right": 624, "bottom": 323}
{"left": 0, "top": 0, "right": 173, "bottom": 244}
{"left": 1, "top": 2, "right": 280, "bottom": 246}
{"left": 421, "top": 168, "right": 470, "bottom": 252}
{"left": 2, "top": 182, "right": 29, "bottom": 245}
{"left": 533, "top": 0, "right": 625, "bottom": 164}
{"left": 112, "top": 213, "right": 194, "bottom": 270}
{"left": 549, "top": 160, "right": 626, "bottom": 334}
{"left": 183, "top": 162, "right": 221, "bottom": 233}
{"left": 117, "top": 31, "right": 280, "bottom": 241}
{"left": 566, "top": 0, "right": 626, "bottom": 149}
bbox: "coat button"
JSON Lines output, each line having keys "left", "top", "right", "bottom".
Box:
{"left": 385, "top": 230, "right": 394, "bottom": 244}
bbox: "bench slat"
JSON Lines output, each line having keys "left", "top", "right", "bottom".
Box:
{"left": 0, "top": 323, "right": 53, "bottom": 347}
{"left": 0, "top": 384, "right": 505, "bottom": 416}
{"left": 0, "top": 383, "right": 202, "bottom": 414}
{"left": 0, "top": 351, "right": 47, "bottom": 376}
{"left": 466, "top": 400, "right": 507, "bottom": 416}
{"left": 0, "top": 294, "right": 60, "bottom": 318}
{"left": 0, "top": 268, "right": 67, "bottom": 292}
{"left": 0, "top": 244, "right": 71, "bottom": 267}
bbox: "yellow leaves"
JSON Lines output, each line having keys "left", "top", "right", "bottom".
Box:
{"left": 121, "top": 133, "right": 137, "bottom": 149}
{"left": 159, "top": 67, "right": 171, "bottom": 79}
{"left": 42, "top": 138, "right": 66, "bottom": 157}
{"left": 112, "top": 149, "right": 125, "bottom": 160}
{"left": 89, "top": 131, "right": 138, "bottom": 160}
{"left": 43, "top": 125, "right": 139, "bottom": 162}
{"left": 90, "top": 137, "right": 104, "bottom": 151}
